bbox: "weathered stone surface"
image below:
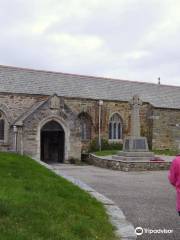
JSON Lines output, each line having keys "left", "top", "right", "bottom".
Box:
{"left": 129, "top": 95, "right": 142, "bottom": 137}
{"left": 119, "top": 95, "right": 153, "bottom": 163}
{"left": 123, "top": 137, "right": 150, "bottom": 152}
{"left": 85, "top": 154, "right": 171, "bottom": 171}
{"left": 152, "top": 108, "right": 180, "bottom": 150}
{"left": 0, "top": 91, "right": 180, "bottom": 159}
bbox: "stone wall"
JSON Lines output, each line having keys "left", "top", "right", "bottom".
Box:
{"left": 0, "top": 93, "right": 47, "bottom": 151}
{"left": 66, "top": 98, "right": 152, "bottom": 151}
{"left": 85, "top": 154, "right": 171, "bottom": 171}
{"left": 0, "top": 93, "right": 47, "bottom": 121}
{"left": 22, "top": 97, "right": 81, "bottom": 162}
{"left": 152, "top": 108, "right": 180, "bottom": 150}
{"left": 1, "top": 92, "right": 179, "bottom": 159}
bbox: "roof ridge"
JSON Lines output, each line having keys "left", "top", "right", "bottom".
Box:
{"left": 0, "top": 64, "right": 179, "bottom": 88}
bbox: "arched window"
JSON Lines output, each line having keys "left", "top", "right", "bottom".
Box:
{"left": 109, "top": 113, "right": 123, "bottom": 140}
{"left": 79, "top": 113, "right": 92, "bottom": 140}
{"left": 0, "top": 111, "right": 5, "bottom": 141}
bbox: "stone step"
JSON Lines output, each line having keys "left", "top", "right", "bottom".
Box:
{"left": 113, "top": 155, "right": 153, "bottom": 162}
{"left": 117, "top": 151, "right": 154, "bottom": 157}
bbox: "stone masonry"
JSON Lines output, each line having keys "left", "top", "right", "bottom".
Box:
{"left": 1, "top": 92, "right": 180, "bottom": 162}
{"left": 1, "top": 65, "right": 180, "bottom": 162}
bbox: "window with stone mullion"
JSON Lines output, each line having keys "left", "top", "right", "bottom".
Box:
{"left": 109, "top": 113, "right": 122, "bottom": 140}
{"left": 81, "top": 122, "right": 86, "bottom": 140}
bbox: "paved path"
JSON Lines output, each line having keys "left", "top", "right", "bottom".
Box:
{"left": 51, "top": 164, "right": 180, "bottom": 240}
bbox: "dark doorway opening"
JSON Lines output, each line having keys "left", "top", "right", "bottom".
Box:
{"left": 41, "top": 121, "right": 64, "bottom": 163}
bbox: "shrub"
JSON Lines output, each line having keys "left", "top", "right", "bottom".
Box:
{"left": 69, "top": 157, "right": 81, "bottom": 164}
{"left": 89, "top": 138, "right": 123, "bottom": 152}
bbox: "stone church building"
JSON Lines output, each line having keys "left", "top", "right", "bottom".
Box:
{"left": 0, "top": 65, "right": 180, "bottom": 163}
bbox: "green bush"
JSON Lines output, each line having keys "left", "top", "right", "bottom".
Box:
{"left": 89, "top": 138, "right": 123, "bottom": 152}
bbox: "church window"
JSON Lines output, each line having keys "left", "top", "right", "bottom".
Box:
{"left": 109, "top": 113, "right": 122, "bottom": 140}
{"left": 109, "top": 122, "right": 112, "bottom": 139}
{"left": 79, "top": 113, "right": 92, "bottom": 140}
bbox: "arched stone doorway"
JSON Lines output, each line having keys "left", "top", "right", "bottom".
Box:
{"left": 40, "top": 120, "right": 64, "bottom": 163}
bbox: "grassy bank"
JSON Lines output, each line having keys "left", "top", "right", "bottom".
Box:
{"left": 0, "top": 152, "right": 117, "bottom": 240}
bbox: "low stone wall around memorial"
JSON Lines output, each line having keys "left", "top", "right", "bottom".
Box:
{"left": 84, "top": 154, "right": 171, "bottom": 171}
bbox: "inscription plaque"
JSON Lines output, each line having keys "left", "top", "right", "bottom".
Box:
{"left": 133, "top": 139, "right": 146, "bottom": 150}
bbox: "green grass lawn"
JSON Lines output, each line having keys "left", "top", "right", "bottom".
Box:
{"left": 93, "top": 150, "right": 119, "bottom": 156}
{"left": 0, "top": 152, "right": 117, "bottom": 240}
{"left": 153, "top": 149, "right": 179, "bottom": 156}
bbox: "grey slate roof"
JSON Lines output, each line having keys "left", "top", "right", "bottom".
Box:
{"left": 0, "top": 65, "right": 180, "bottom": 109}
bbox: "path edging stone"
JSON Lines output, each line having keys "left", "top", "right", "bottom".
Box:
{"left": 33, "top": 159, "right": 137, "bottom": 240}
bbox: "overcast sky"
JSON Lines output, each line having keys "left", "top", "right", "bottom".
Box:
{"left": 0, "top": 0, "right": 180, "bottom": 86}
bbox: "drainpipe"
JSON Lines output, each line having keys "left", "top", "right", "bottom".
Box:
{"left": 98, "top": 100, "right": 103, "bottom": 151}
{"left": 13, "top": 125, "right": 18, "bottom": 152}
{"left": 20, "top": 127, "right": 24, "bottom": 155}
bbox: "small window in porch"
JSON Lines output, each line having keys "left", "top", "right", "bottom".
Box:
{"left": 78, "top": 113, "right": 92, "bottom": 140}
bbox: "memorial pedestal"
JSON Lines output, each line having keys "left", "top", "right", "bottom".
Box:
{"left": 123, "top": 136, "right": 149, "bottom": 152}
{"left": 113, "top": 136, "right": 154, "bottom": 161}
{"left": 112, "top": 95, "right": 154, "bottom": 162}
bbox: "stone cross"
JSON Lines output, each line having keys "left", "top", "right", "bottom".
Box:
{"left": 129, "top": 95, "right": 142, "bottom": 137}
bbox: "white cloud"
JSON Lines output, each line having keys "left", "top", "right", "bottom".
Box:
{"left": 139, "top": 0, "right": 180, "bottom": 47}
{"left": 123, "top": 50, "right": 151, "bottom": 60}
{"left": 48, "top": 33, "right": 104, "bottom": 52}
{"left": 0, "top": 0, "right": 180, "bottom": 86}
